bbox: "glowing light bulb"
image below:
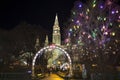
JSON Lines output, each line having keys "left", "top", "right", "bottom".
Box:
{"left": 103, "top": 25, "right": 105, "bottom": 29}
{"left": 100, "top": 5, "right": 103, "bottom": 9}
{"left": 88, "top": 35, "right": 91, "bottom": 38}
{"left": 104, "top": 32, "right": 108, "bottom": 35}
{"left": 110, "top": 23, "right": 112, "bottom": 26}
{"left": 83, "top": 32, "right": 86, "bottom": 35}
{"left": 97, "top": 17, "right": 100, "bottom": 20}
{"left": 104, "top": 17, "right": 106, "bottom": 21}
{"left": 93, "top": 4, "right": 96, "bottom": 8}
{"left": 111, "top": 11, "right": 115, "bottom": 14}
{"left": 76, "top": 20, "right": 79, "bottom": 23}
{"left": 73, "top": 12, "right": 75, "bottom": 15}
{"left": 111, "top": 32, "right": 115, "bottom": 36}
{"left": 87, "top": 8, "right": 90, "bottom": 12}
{"left": 77, "top": 26, "right": 79, "bottom": 28}
{"left": 116, "top": 10, "right": 119, "bottom": 13}
{"left": 71, "top": 19, "right": 74, "bottom": 22}
{"left": 69, "top": 28, "right": 72, "bottom": 32}
{"left": 113, "top": 51, "right": 116, "bottom": 54}
{"left": 79, "top": 4, "right": 82, "bottom": 8}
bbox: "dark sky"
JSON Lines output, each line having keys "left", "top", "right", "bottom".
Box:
{"left": 1, "top": 0, "right": 119, "bottom": 30}
{"left": 0, "top": 0, "right": 77, "bottom": 30}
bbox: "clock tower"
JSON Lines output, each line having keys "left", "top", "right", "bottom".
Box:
{"left": 52, "top": 14, "right": 61, "bottom": 46}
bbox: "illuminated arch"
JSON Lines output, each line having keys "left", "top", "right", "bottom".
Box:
{"left": 32, "top": 45, "right": 72, "bottom": 77}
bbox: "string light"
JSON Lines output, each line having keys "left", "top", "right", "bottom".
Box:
{"left": 66, "top": 0, "right": 120, "bottom": 64}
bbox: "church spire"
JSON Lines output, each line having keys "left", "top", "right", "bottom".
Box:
{"left": 54, "top": 13, "right": 59, "bottom": 25}
{"left": 52, "top": 13, "right": 61, "bottom": 45}
{"left": 44, "top": 35, "right": 49, "bottom": 47}
{"left": 35, "top": 36, "right": 40, "bottom": 52}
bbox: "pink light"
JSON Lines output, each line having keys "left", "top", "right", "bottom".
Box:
{"left": 76, "top": 20, "right": 79, "bottom": 23}
{"left": 107, "top": 0, "right": 112, "bottom": 5}
{"left": 65, "top": 38, "right": 69, "bottom": 43}
{"left": 50, "top": 44, "right": 56, "bottom": 49}
{"left": 80, "top": 13, "right": 83, "bottom": 16}
{"left": 86, "top": 16, "right": 89, "bottom": 19}
{"left": 111, "top": 11, "right": 115, "bottom": 14}
{"left": 88, "top": 35, "right": 91, "bottom": 38}
{"left": 100, "top": 5, "right": 103, "bottom": 9}
{"left": 103, "top": 25, "right": 105, "bottom": 29}
{"left": 104, "top": 32, "right": 108, "bottom": 35}
{"left": 116, "top": 10, "right": 119, "bottom": 13}
{"left": 82, "top": 32, "right": 86, "bottom": 35}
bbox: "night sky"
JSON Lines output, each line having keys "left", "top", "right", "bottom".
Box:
{"left": 0, "top": 0, "right": 77, "bottom": 30}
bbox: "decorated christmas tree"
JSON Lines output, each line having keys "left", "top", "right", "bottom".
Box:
{"left": 65, "top": 0, "right": 120, "bottom": 65}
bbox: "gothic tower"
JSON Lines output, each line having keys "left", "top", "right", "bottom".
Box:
{"left": 52, "top": 14, "right": 61, "bottom": 46}
{"left": 35, "top": 36, "right": 40, "bottom": 52}
{"left": 44, "top": 35, "right": 49, "bottom": 47}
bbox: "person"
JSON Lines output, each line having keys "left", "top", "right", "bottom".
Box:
{"left": 48, "top": 67, "right": 52, "bottom": 75}
{"left": 82, "top": 64, "right": 87, "bottom": 80}
{"left": 48, "top": 68, "right": 50, "bottom": 75}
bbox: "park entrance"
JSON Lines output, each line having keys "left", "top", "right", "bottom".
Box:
{"left": 32, "top": 45, "right": 72, "bottom": 77}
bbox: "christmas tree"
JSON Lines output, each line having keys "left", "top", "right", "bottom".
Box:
{"left": 65, "top": 0, "right": 120, "bottom": 65}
